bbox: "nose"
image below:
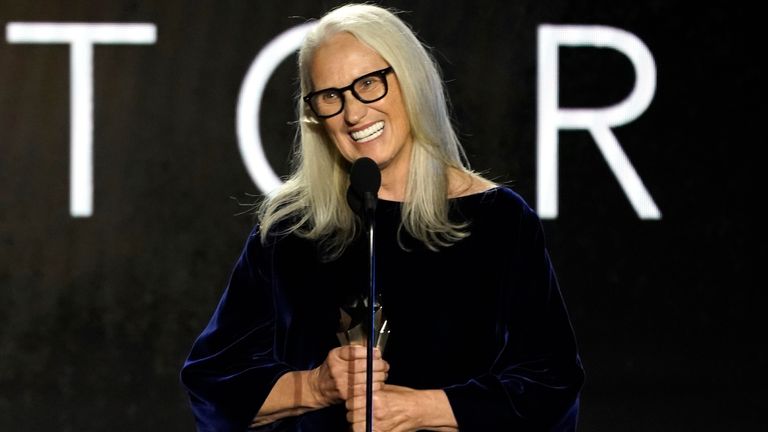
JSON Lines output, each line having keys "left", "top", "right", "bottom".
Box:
{"left": 342, "top": 91, "right": 367, "bottom": 125}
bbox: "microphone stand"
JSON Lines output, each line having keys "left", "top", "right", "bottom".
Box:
{"left": 345, "top": 157, "right": 381, "bottom": 432}
{"left": 363, "top": 193, "right": 376, "bottom": 432}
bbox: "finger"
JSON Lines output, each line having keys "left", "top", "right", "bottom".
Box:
{"left": 348, "top": 380, "right": 385, "bottom": 399}
{"left": 336, "top": 370, "right": 387, "bottom": 394}
{"left": 369, "top": 358, "right": 388, "bottom": 371}
{"left": 347, "top": 409, "right": 362, "bottom": 426}
{"left": 346, "top": 404, "right": 363, "bottom": 424}
{"left": 340, "top": 358, "right": 389, "bottom": 372}
{"left": 338, "top": 344, "right": 368, "bottom": 360}
{"left": 327, "top": 358, "right": 370, "bottom": 377}
{"left": 348, "top": 371, "right": 388, "bottom": 387}
{"left": 345, "top": 394, "right": 367, "bottom": 415}
{"left": 338, "top": 345, "right": 383, "bottom": 360}
{"left": 346, "top": 394, "right": 389, "bottom": 424}
{"left": 330, "top": 362, "right": 385, "bottom": 383}
{"left": 351, "top": 369, "right": 388, "bottom": 387}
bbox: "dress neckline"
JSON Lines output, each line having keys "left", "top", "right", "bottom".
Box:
{"left": 377, "top": 185, "right": 502, "bottom": 204}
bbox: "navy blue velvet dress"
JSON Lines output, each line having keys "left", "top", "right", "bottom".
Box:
{"left": 180, "top": 187, "right": 584, "bottom": 431}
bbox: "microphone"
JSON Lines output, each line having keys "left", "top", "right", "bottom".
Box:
{"left": 345, "top": 157, "right": 381, "bottom": 432}
{"left": 347, "top": 157, "right": 381, "bottom": 224}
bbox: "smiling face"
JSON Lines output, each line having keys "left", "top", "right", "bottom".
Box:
{"left": 310, "top": 32, "right": 413, "bottom": 178}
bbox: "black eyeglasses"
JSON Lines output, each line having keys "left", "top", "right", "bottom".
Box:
{"left": 303, "top": 67, "right": 394, "bottom": 119}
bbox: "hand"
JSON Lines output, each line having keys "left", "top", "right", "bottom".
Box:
{"left": 346, "top": 384, "right": 422, "bottom": 432}
{"left": 346, "top": 385, "right": 459, "bottom": 432}
{"left": 309, "top": 345, "right": 389, "bottom": 407}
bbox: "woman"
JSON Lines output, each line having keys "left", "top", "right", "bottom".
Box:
{"left": 181, "top": 4, "right": 584, "bottom": 431}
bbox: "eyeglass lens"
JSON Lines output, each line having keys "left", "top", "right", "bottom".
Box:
{"left": 309, "top": 71, "right": 388, "bottom": 118}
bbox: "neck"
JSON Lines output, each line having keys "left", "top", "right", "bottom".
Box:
{"left": 377, "top": 157, "right": 410, "bottom": 202}
{"left": 375, "top": 137, "right": 413, "bottom": 202}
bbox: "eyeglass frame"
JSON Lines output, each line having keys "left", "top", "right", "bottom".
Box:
{"left": 303, "top": 67, "right": 394, "bottom": 119}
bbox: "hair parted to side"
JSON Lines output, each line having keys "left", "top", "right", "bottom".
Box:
{"left": 258, "top": 3, "right": 487, "bottom": 259}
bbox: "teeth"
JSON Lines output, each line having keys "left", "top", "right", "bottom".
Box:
{"left": 351, "top": 121, "right": 384, "bottom": 143}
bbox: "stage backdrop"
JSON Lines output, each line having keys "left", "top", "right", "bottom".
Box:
{"left": 0, "top": 1, "right": 761, "bottom": 430}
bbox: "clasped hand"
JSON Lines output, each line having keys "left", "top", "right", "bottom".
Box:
{"left": 310, "top": 345, "right": 424, "bottom": 432}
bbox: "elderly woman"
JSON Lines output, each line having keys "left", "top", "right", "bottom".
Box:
{"left": 181, "top": 4, "right": 583, "bottom": 431}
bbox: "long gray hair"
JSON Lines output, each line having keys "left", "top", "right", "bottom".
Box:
{"left": 258, "top": 4, "right": 483, "bottom": 259}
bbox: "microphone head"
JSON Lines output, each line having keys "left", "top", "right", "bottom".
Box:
{"left": 349, "top": 157, "right": 381, "bottom": 196}
{"left": 347, "top": 157, "right": 381, "bottom": 218}
{"left": 346, "top": 186, "right": 363, "bottom": 216}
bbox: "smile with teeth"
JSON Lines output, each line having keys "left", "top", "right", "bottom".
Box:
{"left": 350, "top": 121, "right": 384, "bottom": 143}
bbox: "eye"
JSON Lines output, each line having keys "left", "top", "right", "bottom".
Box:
{"left": 319, "top": 90, "right": 339, "bottom": 103}
{"left": 356, "top": 77, "right": 382, "bottom": 93}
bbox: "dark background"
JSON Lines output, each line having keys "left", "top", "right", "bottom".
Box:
{"left": 0, "top": 1, "right": 762, "bottom": 430}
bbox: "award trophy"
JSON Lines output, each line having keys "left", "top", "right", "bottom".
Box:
{"left": 337, "top": 295, "right": 389, "bottom": 352}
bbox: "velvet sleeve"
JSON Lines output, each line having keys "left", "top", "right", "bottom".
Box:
{"left": 442, "top": 204, "right": 585, "bottom": 431}
{"left": 180, "top": 225, "right": 294, "bottom": 432}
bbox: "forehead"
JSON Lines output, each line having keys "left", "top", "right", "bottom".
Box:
{"left": 310, "top": 32, "right": 388, "bottom": 89}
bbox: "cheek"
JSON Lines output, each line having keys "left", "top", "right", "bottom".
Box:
{"left": 388, "top": 94, "right": 411, "bottom": 136}
{"left": 390, "top": 109, "right": 411, "bottom": 141}
{"left": 322, "top": 125, "right": 353, "bottom": 159}
{"left": 322, "top": 121, "right": 346, "bottom": 145}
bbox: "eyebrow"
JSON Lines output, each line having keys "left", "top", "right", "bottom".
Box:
{"left": 311, "top": 67, "right": 391, "bottom": 93}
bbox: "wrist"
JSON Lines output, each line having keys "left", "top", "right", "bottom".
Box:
{"left": 417, "top": 389, "right": 459, "bottom": 431}
{"left": 304, "top": 368, "right": 330, "bottom": 408}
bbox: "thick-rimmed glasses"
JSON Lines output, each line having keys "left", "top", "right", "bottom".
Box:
{"left": 303, "top": 67, "right": 393, "bottom": 119}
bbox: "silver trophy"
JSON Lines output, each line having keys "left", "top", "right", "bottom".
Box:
{"left": 337, "top": 295, "right": 389, "bottom": 352}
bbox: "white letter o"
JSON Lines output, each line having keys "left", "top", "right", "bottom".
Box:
{"left": 236, "top": 23, "right": 315, "bottom": 194}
